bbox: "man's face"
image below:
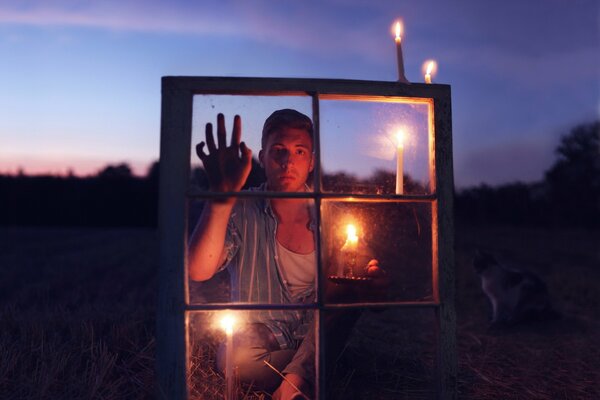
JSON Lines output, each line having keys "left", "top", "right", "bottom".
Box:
{"left": 259, "top": 127, "right": 314, "bottom": 192}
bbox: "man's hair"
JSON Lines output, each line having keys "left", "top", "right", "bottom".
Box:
{"left": 261, "top": 109, "right": 314, "bottom": 150}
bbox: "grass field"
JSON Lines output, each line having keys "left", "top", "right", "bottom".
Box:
{"left": 1, "top": 224, "right": 598, "bottom": 399}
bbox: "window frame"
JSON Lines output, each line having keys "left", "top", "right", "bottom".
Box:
{"left": 157, "top": 77, "right": 456, "bottom": 399}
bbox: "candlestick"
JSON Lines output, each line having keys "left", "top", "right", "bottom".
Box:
{"left": 394, "top": 21, "right": 409, "bottom": 83}
{"left": 395, "top": 130, "right": 404, "bottom": 195}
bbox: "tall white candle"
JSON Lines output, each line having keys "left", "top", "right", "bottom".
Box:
{"left": 394, "top": 21, "right": 409, "bottom": 83}
{"left": 220, "top": 315, "right": 235, "bottom": 400}
{"left": 395, "top": 130, "right": 404, "bottom": 195}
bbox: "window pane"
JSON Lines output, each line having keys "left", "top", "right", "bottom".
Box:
{"left": 320, "top": 96, "right": 433, "bottom": 195}
{"left": 323, "top": 308, "right": 436, "bottom": 399}
{"left": 187, "top": 310, "right": 317, "bottom": 399}
{"left": 190, "top": 94, "right": 314, "bottom": 194}
{"left": 321, "top": 200, "right": 433, "bottom": 304}
{"left": 188, "top": 197, "right": 319, "bottom": 306}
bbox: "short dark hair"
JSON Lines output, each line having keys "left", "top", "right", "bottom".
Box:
{"left": 261, "top": 109, "right": 313, "bottom": 150}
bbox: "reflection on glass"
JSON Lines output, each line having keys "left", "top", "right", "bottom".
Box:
{"left": 320, "top": 97, "right": 432, "bottom": 195}
{"left": 188, "top": 310, "right": 316, "bottom": 400}
{"left": 323, "top": 308, "right": 436, "bottom": 399}
{"left": 322, "top": 201, "right": 433, "bottom": 303}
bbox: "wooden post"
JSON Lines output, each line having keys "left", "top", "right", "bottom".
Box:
{"left": 156, "top": 78, "right": 193, "bottom": 399}
{"left": 433, "top": 89, "right": 457, "bottom": 399}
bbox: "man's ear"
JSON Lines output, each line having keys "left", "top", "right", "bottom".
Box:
{"left": 258, "top": 150, "right": 264, "bottom": 168}
{"left": 309, "top": 153, "right": 315, "bottom": 172}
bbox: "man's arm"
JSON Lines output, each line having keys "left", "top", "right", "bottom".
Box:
{"left": 188, "top": 113, "right": 252, "bottom": 282}
{"left": 188, "top": 201, "right": 234, "bottom": 281}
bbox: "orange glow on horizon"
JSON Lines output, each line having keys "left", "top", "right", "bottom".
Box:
{"left": 0, "top": 156, "right": 152, "bottom": 177}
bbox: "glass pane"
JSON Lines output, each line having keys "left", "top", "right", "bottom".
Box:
{"left": 190, "top": 94, "right": 314, "bottom": 194}
{"left": 323, "top": 308, "right": 436, "bottom": 399}
{"left": 320, "top": 96, "right": 433, "bottom": 195}
{"left": 322, "top": 200, "right": 433, "bottom": 303}
{"left": 188, "top": 310, "right": 317, "bottom": 399}
{"left": 187, "top": 198, "right": 319, "bottom": 306}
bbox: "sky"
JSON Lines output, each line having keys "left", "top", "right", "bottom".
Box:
{"left": 0, "top": 0, "right": 598, "bottom": 187}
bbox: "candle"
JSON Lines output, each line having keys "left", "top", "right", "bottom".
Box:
{"left": 423, "top": 60, "right": 437, "bottom": 84}
{"left": 220, "top": 314, "right": 236, "bottom": 400}
{"left": 395, "top": 130, "right": 404, "bottom": 195}
{"left": 340, "top": 224, "right": 359, "bottom": 277}
{"left": 394, "top": 21, "right": 409, "bottom": 83}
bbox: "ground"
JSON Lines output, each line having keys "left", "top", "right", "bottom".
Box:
{"left": 0, "top": 224, "right": 598, "bottom": 399}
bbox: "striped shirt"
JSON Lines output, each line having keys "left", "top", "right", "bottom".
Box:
{"left": 222, "top": 184, "right": 316, "bottom": 350}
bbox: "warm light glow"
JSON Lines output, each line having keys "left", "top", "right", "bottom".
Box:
{"left": 426, "top": 61, "right": 434, "bottom": 75}
{"left": 395, "top": 130, "right": 405, "bottom": 149}
{"left": 394, "top": 21, "right": 403, "bottom": 41}
{"left": 346, "top": 224, "right": 358, "bottom": 244}
{"left": 422, "top": 59, "right": 438, "bottom": 83}
{"left": 220, "top": 314, "right": 236, "bottom": 336}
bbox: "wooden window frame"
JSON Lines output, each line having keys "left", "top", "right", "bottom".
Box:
{"left": 157, "top": 77, "right": 456, "bottom": 399}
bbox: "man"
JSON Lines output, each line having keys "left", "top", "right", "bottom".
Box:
{"left": 189, "top": 110, "right": 318, "bottom": 399}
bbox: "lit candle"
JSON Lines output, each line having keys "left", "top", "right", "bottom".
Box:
{"left": 394, "top": 20, "right": 409, "bottom": 83}
{"left": 395, "top": 130, "right": 404, "bottom": 195}
{"left": 220, "top": 314, "right": 236, "bottom": 400}
{"left": 340, "top": 224, "right": 359, "bottom": 277}
{"left": 423, "top": 60, "right": 437, "bottom": 84}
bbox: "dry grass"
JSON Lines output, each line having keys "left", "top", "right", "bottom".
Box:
{"left": 1, "top": 224, "right": 598, "bottom": 399}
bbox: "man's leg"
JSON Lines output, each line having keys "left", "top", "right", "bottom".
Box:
{"left": 217, "top": 323, "right": 295, "bottom": 392}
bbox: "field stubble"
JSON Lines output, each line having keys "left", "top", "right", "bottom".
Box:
{"left": 0, "top": 224, "right": 598, "bottom": 399}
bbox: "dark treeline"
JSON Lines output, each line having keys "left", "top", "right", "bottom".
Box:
{"left": 455, "top": 121, "right": 599, "bottom": 228}
{"left": 0, "top": 163, "right": 159, "bottom": 227}
{"left": 1, "top": 121, "right": 598, "bottom": 228}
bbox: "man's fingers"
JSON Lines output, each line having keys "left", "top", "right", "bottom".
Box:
{"left": 195, "top": 142, "right": 208, "bottom": 161}
{"left": 231, "top": 115, "right": 241, "bottom": 147}
{"left": 217, "top": 113, "right": 226, "bottom": 148}
{"left": 240, "top": 141, "right": 252, "bottom": 164}
{"left": 205, "top": 123, "right": 216, "bottom": 153}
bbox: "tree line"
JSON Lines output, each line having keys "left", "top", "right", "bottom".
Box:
{"left": 1, "top": 121, "right": 597, "bottom": 228}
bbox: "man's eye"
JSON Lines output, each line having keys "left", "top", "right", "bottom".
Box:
{"left": 296, "top": 149, "right": 306, "bottom": 156}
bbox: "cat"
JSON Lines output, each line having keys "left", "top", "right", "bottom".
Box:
{"left": 473, "top": 251, "right": 560, "bottom": 328}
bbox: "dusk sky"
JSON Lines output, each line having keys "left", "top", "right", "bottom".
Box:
{"left": 0, "top": 0, "right": 598, "bottom": 187}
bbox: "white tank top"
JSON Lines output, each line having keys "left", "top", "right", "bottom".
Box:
{"left": 275, "top": 240, "right": 316, "bottom": 300}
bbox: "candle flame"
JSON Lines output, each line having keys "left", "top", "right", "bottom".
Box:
{"left": 422, "top": 60, "right": 437, "bottom": 76}
{"left": 346, "top": 224, "right": 358, "bottom": 244}
{"left": 394, "top": 21, "right": 403, "bottom": 40}
{"left": 396, "top": 130, "right": 405, "bottom": 148}
{"left": 220, "top": 314, "right": 236, "bottom": 336}
{"left": 426, "top": 61, "right": 434, "bottom": 75}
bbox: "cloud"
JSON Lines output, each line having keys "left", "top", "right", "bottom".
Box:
{"left": 455, "top": 134, "right": 559, "bottom": 187}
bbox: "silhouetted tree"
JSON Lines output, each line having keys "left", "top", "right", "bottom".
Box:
{"left": 96, "top": 163, "right": 133, "bottom": 179}
{"left": 146, "top": 160, "right": 160, "bottom": 184}
{"left": 544, "top": 121, "right": 600, "bottom": 227}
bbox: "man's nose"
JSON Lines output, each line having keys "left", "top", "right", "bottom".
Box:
{"left": 279, "top": 152, "right": 292, "bottom": 168}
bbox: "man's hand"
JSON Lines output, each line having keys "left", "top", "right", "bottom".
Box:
{"left": 272, "top": 373, "right": 310, "bottom": 400}
{"left": 195, "top": 113, "right": 252, "bottom": 193}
